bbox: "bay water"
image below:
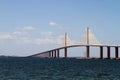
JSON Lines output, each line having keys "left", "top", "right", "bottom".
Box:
{"left": 0, "top": 57, "right": 120, "bottom": 80}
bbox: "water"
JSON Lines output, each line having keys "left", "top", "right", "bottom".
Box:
{"left": 0, "top": 57, "right": 120, "bottom": 80}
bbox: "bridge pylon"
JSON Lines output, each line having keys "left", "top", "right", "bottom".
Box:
{"left": 60, "top": 33, "right": 74, "bottom": 47}
{"left": 80, "top": 27, "right": 101, "bottom": 45}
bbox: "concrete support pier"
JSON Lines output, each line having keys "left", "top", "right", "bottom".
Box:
{"left": 115, "top": 47, "right": 119, "bottom": 59}
{"left": 100, "top": 46, "right": 103, "bottom": 59}
{"left": 107, "top": 47, "right": 110, "bottom": 59}
{"left": 57, "top": 49, "right": 60, "bottom": 58}
{"left": 52, "top": 50, "right": 54, "bottom": 58}
{"left": 86, "top": 46, "right": 90, "bottom": 59}
{"left": 54, "top": 50, "right": 57, "bottom": 58}
{"left": 64, "top": 47, "right": 67, "bottom": 58}
{"left": 49, "top": 51, "right": 51, "bottom": 58}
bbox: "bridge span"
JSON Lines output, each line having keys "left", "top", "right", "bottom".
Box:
{"left": 28, "top": 44, "right": 120, "bottom": 59}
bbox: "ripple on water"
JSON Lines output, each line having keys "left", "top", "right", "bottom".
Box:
{"left": 0, "top": 58, "right": 120, "bottom": 80}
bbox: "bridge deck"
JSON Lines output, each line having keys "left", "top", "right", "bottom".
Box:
{"left": 28, "top": 44, "right": 120, "bottom": 59}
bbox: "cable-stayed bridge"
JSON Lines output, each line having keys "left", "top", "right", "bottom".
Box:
{"left": 29, "top": 28, "right": 120, "bottom": 59}
{"left": 59, "top": 27, "right": 101, "bottom": 46}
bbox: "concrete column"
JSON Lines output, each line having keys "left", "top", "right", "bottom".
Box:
{"left": 100, "top": 46, "right": 103, "bottom": 59}
{"left": 54, "top": 50, "right": 56, "bottom": 58}
{"left": 64, "top": 47, "right": 67, "bottom": 58}
{"left": 115, "top": 47, "right": 119, "bottom": 59}
{"left": 52, "top": 50, "right": 54, "bottom": 58}
{"left": 86, "top": 46, "right": 90, "bottom": 59}
{"left": 107, "top": 46, "right": 110, "bottom": 59}
{"left": 57, "top": 49, "right": 60, "bottom": 58}
{"left": 49, "top": 51, "right": 51, "bottom": 58}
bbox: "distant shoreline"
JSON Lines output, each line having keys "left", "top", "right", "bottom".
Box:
{"left": 0, "top": 56, "right": 120, "bottom": 60}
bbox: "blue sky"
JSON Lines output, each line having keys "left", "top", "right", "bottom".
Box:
{"left": 0, "top": 0, "right": 120, "bottom": 57}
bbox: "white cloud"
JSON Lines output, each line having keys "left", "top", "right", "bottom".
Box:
{"left": 34, "top": 38, "right": 55, "bottom": 45}
{"left": 0, "top": 31, "right": 59, "bottom": 45}
{"left": 0, "top": 33, "right": 15, "bottom": 40}
{"left": 0, "top": 26, "right": 65, "bottom": 56}
{"left": 0, "top": 27, "right": 62, "bottom": 46}
{"left": 49, "top": 21, "right": 58, "bottom": 27}
{"left": 40, "top": 31, "right": 53, "bottom": 38}
{"left": 13, "top": 31, "right": 22, "bottom": 35}
{"left": 40, "top": 31, "right": 53, "bottom": 35}
{"left": 56, "top": 35, "right": 64, "bottom": 45}
{"left": 0, "top": 29, "right": 65, "bottom": 57}
{"left": 49, "top": 21, "right": 65, "bottom": 30}
{"left": 21, "top": 37, "right": 33, "bottom": 44}
{"left": 31, "top": 31, "right": 56, "bottom": 45}
{"left": 17, "top": 26, "right": 35, "bottom": 31}
{"left": 12, "top": 31, "right": 29, "bottom": 37}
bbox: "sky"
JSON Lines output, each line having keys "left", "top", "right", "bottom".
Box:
{"left": 0, "top": 0, "right": 120, "bottom": 57}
